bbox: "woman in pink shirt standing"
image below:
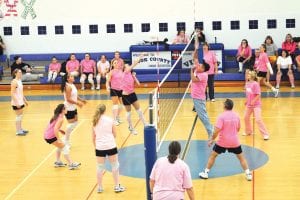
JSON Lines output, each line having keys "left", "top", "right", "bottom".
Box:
{"left": 44, "top": 104, "right": 81, "bottom": 170}
{"left": 66, "top": 53, "right": 80, "bottom": 77}
{"left": 121, "top": 54, "right": 146, "bottom": 135}
{"left": 236, "top": 39, "right": 252, "bottom": 73}
{"left": 92, "top": 104, "right": 125, "bottom": 193}
{"left": 47, "top": 56, "right": 61, "bottom": 83}
{"left": 150, "top": 141, "right": 195, "bottom": 200}
{"left": 199, "top": 99, "right": 252, "bottom": 181}
{"left": 203, "top": 42, "right": 218, "bottom": 101}
{"left": 11, "top": 69, "right": 28, "bottom": 136}
{"left": 244, "top": 71, "right": 270, "bottom": 140}
{"left": 79, "top": 53, "right": 96, "bottom": 90}
{"left": 256, "top": 44, "right": 279, "bottom": 97}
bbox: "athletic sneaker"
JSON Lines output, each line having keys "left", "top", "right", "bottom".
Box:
{"left": 97, "top": 187, "right": 104, "bottom": 193}
{"left": 211, "top": 99, "right": 215, "bottom": 102}
{"left": 114, "top": 120, "right": 120, "bottom": 126}
{"left": 117, "top": 117, "right": 123, "bottom": 123}
{"left": 263, "top": 135, "right": 270, "bottom": 140}
{"left": 69, "top": 162, "right": 81, "bottom": 170}
{"left": 21, "top": 129, "right": 29, "bottom": 134}
{"left": 54, "top": 161, "right": 66, "bottom": 168}
{"left": 16, "top": 130, "right": 27, "bottom": 136}
{"left": 245, "top": 173, "right": 252, "bottom": 181}
{"left": 199, "top": 171, "right": 208, "bottom": 179}
{"left": 273, "top": 89, "right": 279, "bottom": 98}
{"left": 291, "top": 85, "right": 295, "bottom": 89}
{"left": 91, "top": 86, "right": 95, "bottom": 90}
{"left": 96, "top": 86, "right": 100, "bottom": 90}
{"left": 81, "top": 87, "right": 85, "bottom": 90}
{"left": 275, "top": 85, "right": 280, "bottom": 89}
{"left": 114, "top": 184, "right": 125, "bottom": 193}
{"left": 129, "top": 126, "right": 138, "bottom": 135}
{"left": 242, "top": 132, "right": 252, "bottom": 136}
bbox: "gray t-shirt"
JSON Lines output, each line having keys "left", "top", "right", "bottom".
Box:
{"left": 266, "top": 43, "right": 278, "bottom": 56}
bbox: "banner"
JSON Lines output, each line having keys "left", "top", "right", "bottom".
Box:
{"left": 132, "top": 51, "right": 171, "bottom": 69}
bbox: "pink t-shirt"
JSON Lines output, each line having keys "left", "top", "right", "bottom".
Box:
{"left": 253, "top": 57, "right": 259, "bottom": 70}
{"left": 66, "top": 60, "right": 80, "bottom": 72}
{"left": 110, "top": 69, "right": 123, "bottom": 90}
{"left": 191, "top": 71, "right": 208, "bottom": 100}
{"left": 93, "top": 115, "right": 116, "bottom": 150}
{"left": 173, "top": 35, "right": 189, "bottom": 44}
{"left": 80, "top": 59, "right": 96, "bottom": 73}
{"left": 44, "top": 115, "right": 63, "bottom": 139}
{"left": 204, "top": 51, "right": 217, "bottom": 75}
{"left": 150, "top": 157, "right": 193, "bottom": 200}
{"left": 245, "top": 81, "right": 261, "bottom": 108}
{"left": 49, "top": 63, "right": 61, "bottom": 71}
{"left": 215, "top": 110, "right": 240, "bottom": 148}
{"left": 237, "top": 45, "right": 252, "bottom": 58}
{"left": 121, "top": 71, "right": 134, "bottom": 94}
{"left": 11, "top": 79, "right": 24, "bottom": 106}
{"left": 257, "top": 52, "right": 269, "bottom": 72}
{"left": 282, "top": 41, "right": 296, "bottom": 54}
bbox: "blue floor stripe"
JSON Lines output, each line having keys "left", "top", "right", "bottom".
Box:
{"left": 0, "top": 91, "right": 300, "bottom": 102}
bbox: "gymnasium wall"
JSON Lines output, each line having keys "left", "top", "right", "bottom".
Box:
{"left": 0, "top": 0, "right": 299, "bottom": 55}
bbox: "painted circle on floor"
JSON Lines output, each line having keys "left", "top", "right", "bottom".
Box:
{"left": 104, "top": 140, "right": 268, "bottom": 179}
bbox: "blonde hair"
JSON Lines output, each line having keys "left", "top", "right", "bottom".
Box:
{"left": 92, "top": 104, "right": 106, "bottom": 127}
{"left": 248, "top": 70, "right": 258, "bottom": 81}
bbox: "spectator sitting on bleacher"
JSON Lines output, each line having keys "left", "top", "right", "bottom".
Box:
{"left": 10, "top": 56, "right": 43, "bottom": 82}
{"left": 264, "top": 35, "right": 278, "bottom": 83}
{"left": 295, "top": 42, "right": 300, "bottom": 71}
{"left": 173, "top": 30, "right": 190, "bottom": 44}
{"left": 47, "top": 56, "right": 61, "bottom": 83}
{"left": 276, "top": 50, "right": 295, "bottom": 89}
{"left": 282, "top": 34, "right": 297, "bottom": 60}
{"left": 0, "top": 35, "right": 5, "bottom": 55}
{"left": 96, "top": 55, "right": 110, "bottom": 90}
{"left": 236, "top": 39, "right": 252, "bottom": 73}
{"left": 66, "top": 53, "right": 80, "bottom": 77}
{"left": 80, "top": 53, "right": 96, "bottom": 90}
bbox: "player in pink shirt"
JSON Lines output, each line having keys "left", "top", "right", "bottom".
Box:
{"left": 110, "top": 51, "right": 124, "bottom": 70}
{"left": 203, "top": 42, "right": 218, "bottom": 101}
{"left": 243, "top": 71, "right": 270, "bottom": 140}
{"left": 191, "top": 49, "right": 214, "bottom": 137}
{"left": 256, "top": 44, "right": 279, "bottom": 97}
{"left": 236, "top": 39, "right": 252, "bottom": 73}
{"left": 199, "top": 99, "right": 252, "bottom": 181}
{"left": 96, "top": 55, "right": 110, "bottom": 90}
{"left": 47, "top": 56, "right": 61, "bottom": 83}
{"left": 66, "top": 54, "right": 80, "bottom": 77}
{"left": 92, "top": 104, "right": 125, "bottom": 193}
{"left": 44, "top": 104, "right": 81, "bottom": 169}
{"left": 150, "top": 141, "right": 195, "bottom": 200}
{"left": 79, "top": 53, "right": 96, "bottom": 90}
{"left": 11, "top": 69, "right": 29, "bottom": 136}
{"left": 121, "top": 54, "right": 146, "bottom": 135}
{"left": 172, "top": 30, "right": 190, "bottom": 44}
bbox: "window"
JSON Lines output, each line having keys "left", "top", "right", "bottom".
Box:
{"left": 212, "top": 21, "right": 222, "bottom": 30}
{"left": 37, "top": 26, "right": 47, "bottom": 35}
{"left": 176, "top": 22, "right": 186, "bottom": 31}
{"left": 286, "top": 19, "right": 295, "bottom": 28}
{"left": 194, "top": 22, "right": 204, "bottom": 30}
{"left": 20, "top": 26, "right": 30, "bottom": 35}
{"left": 141, "top": 23, "right": 150, "bottom": 32}
{"left": 55, "top": 25, "right": 64, "bottom": 34}
{"left": 249, "top": 20, "right": 258, "bottom": 29}
{"left": 267, "top": 19, "right": 276, "bottom": 29}
{"left": 72, "top": 25, "right": 81, "bottom": 34}
{"left": 159, "top": 23, "right": 168, "bottom": 32}
{"left": 124, "top": 24, "right": 133, "bottom": 33}
{"left": 106, "top": 24, "right": 115, "bottom": 33}
{"left": 230, "top": 20, "right": 240, "bottom": 30}
{"left": 89, "top": 24, "right": 98, "bottom": 34}
{"left": 3, "top": 27, "right": 12, "bottom": 36}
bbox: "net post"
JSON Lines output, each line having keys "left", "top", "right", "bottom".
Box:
{"left": 198, "top": 44, "right": 203, "bottom": 62}
{"left": 144, "top": 125, "right": 157, "bottom": 200}
{"left": 149, "top": 92, "right": 153, "bottom": 125}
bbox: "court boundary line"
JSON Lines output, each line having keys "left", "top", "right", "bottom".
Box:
{"left": 4, "top": 120, "right": 85, "bottom": 200}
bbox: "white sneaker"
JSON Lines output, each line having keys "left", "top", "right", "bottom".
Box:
{"left": 97, "top": 187, "right": 104, "bottom": 193}
{"left": 81, "top": 87, "right": 85, "bottom": 90}
{"left": 91, "top": 86, "right": 95, "bottom": 90}
{"left": 291, "top": 85, "right": 295, "bottom": 89}
{"left": 129, "top": 126, "right": 138, "bottom": 135}
{"left": 114, "top": 120, "right": 120, "bottom": 126}
{"left": 54, "top": 161, "right": 66, "bottom": 168}
{"left": 242, "top": 132, "right": 252, "bottom": 136}
{"left": 245, "top": 173, "right": 252, "bottom": 181}
{"left": 273, "top": 89, "right": 279, "bottom": 98}
{"left": 275, "top": 85, "right": 280, "bottom": 89}
{"left": 211, "top": 99, "right": 215, "bottom": 102}
{"left": 69, "top": 162, "right": 81, "bottom": 170}
{"left": 114, "top": 184, "right": 125, "bottom": 193}
{"left": 263, "top": 135, "right": 269, "bottom": 140}
{"left": 199, "top": 171, "right": 208, "bottom": 179}
{"left": 117, "top": 117, "right": 123, "bottom": 123}
{"left": 96, "top": 86, "right": 100, "bottom": 90}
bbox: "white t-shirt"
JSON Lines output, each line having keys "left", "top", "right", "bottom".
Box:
{"left": 93, "top": 115, "right": 116, "bottom": 150}
{"left": 64, "top": 83, "right": 77, "bottom": 111}
{"left": 97, "top": 60, "right": 110, "bottom": 73}
{"left": 277, "top": 56, "right": 292, "bottom": 69}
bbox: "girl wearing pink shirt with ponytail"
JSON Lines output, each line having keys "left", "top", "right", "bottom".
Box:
{"left": 121, "top": 54, "right": 146, "bottom": 135}
{"left": 244, "top": 71, "right": 270, "bottom": 140}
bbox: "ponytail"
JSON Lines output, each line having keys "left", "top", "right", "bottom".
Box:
{"left": 60, "top": 73, "right": 68, "bottom": 93}
{"left": 167, "top": 141, "right": 181, "bottom": 164}
{"left": 92, "top": 104, "right": 106, "bottom": 127}
{"left": 50, "top": 104, "right": 65, "bottom": 123}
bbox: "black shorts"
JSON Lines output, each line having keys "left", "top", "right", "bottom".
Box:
{"left": 213, "top": 143, "right": 242, "bottom": 154}
{"left": 122, "top": 93, "right": 138, "bottom": 106}
{"left": 65, "top": 109, "right": 78, "bottom": 120}
{"left": 110, "top": 89, "right": 122, "bottom": 97}
{"left": 12, "top": 105, "right": 25, "bottom": 110}
{"left": 279, "top": 68, "right": 292, "bottom": 76}
{"left": 45, "top": 137, "right": 57, "bottom": 144}
{"left": 257, "top": 71, "right": 267, "bottom": 78}
{"left": 95, "top": 147, "right": 118, "bottom": 157}
{"left": 82, "top": 72, "right": 93, "bottom": 77}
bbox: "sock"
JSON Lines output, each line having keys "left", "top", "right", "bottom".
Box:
{"left": 204, "top": 168, "right": 210, "bottom": 173}
{"left": 245, "top": 169, "right": 250, "bottom": 174}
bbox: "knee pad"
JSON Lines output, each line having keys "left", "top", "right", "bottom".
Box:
{"left": 88, "top": 77, "right": 94, "bottom": 84}
{"left": 112, "top": 105, "right": 119, "bottom": 110}
{"left": 62, "top": 145, "right": 70, "bottom": 155}
{"left": 96, "top": 75, "right": 100, "bottom": 81}
{"left": 118, "top": 104, "right": 124, "bottom": 110}
{"left": 97, "top": 163, "right": 105, "bottom": 172}
{"left": 80, "top": 76, "right": 85, "bottom": 83}
{"left": 111, "top": 161, "right": 119, "bottom": 171}
{"left": 67, "top": 121, "right": 78, "bottom": 132}
{"left": 56, "top": 147, "right": 62, "bottom": 153}
{"left": 16, "top": 115, "right": 23, "bottom": 122}
{"left": 126, "top": 111, "right": 131, "bottom": 118}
